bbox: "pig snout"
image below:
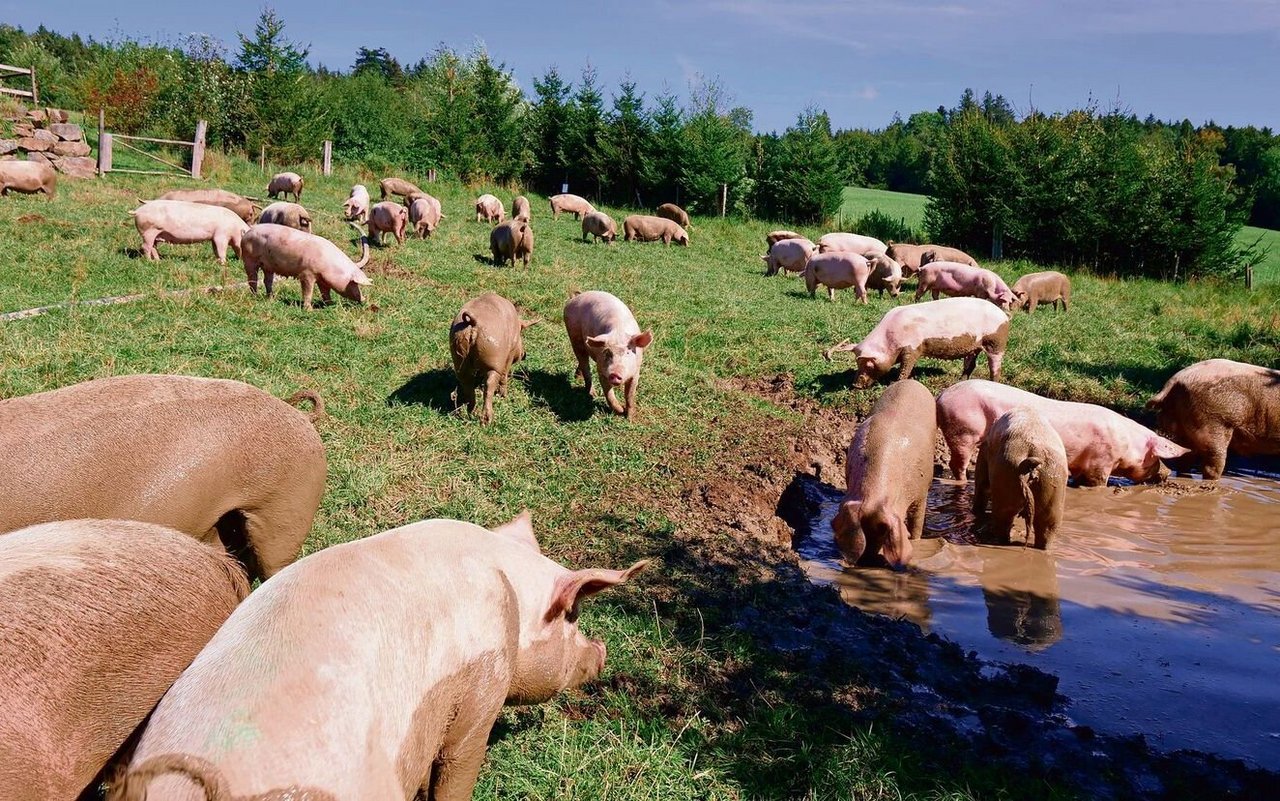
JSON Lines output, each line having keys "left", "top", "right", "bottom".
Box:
{"left": 607, "top": 371, "right": 625, "bottom": 386}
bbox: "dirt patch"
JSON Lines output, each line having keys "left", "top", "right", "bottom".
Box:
{"left": 16, "top": 213, "right": 45, "bottom": 224}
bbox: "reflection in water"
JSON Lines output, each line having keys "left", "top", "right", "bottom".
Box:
{"left": 792, "top": 469, "right": 1280, "bottom": 768}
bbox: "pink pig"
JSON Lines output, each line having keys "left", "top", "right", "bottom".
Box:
{"left": 804, "top": 252, "right": 873, "bottom": 302}
{"left": 914, "top": 261, "right": 1017, "bottom": 309}
{"left": 241, "top": 223, "right": 372, "bottom": 310}
{"left": 564, "top": 290, "right": 653, "bottom": 420}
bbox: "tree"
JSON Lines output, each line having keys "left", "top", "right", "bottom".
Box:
{"left": 527, "top": 67, "right": 572, "bottom": 192}
{"left": 679, "top": 78, "right": 751, "bottom": 215}
{"left": 647, "top": 89, "right": 684, "bottom": 204}
{"left": 352, "top": 47, "right": 403, "bottom": 86}
{"left": 601, "top": 78, "right": 654, "bottom": 206}
{"left": 235, "top": 8, "right": 328, "bottom": 162}
{"left": 562, "top": 65, "right": 608, "bottom": 199}
{"left": 470, "top": 51, "right": 527, "bottom": 182}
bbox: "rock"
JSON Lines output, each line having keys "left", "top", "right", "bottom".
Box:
{"left": 26, "top": 151, "right": 53, "bottom": 166}
{"left": 49, "top": 123, "right": 83, "bottom": 142}
{"left": 0, "top": 154, "right": 15, "bottom": 161}
{"left": 47, "top": 109, "right": 69, "bottom": 124}
{"left": 55, "top": 156, "right": 97, "bottom": 178}
{"left": 26, "top": 108, "right": 47, "bottom": 124}
{"left": 17, "top": 136, "right": 50, "bottom": 152}
{"left": 0, "top": 139, "right": 17, "bottom": 156}
{"left": 51, "top": 140, "right": 91, "bottom": 158}
{"left": 33, "top": 128, "right": 58, "bottom": 144}
{"left": 13, "top": 123, "right": 34, "bottom": 137}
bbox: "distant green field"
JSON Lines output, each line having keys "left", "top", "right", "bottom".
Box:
{"left": 1240, "top": 226, "right": 1280, "bottom": 284}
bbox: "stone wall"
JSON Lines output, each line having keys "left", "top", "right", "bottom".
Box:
{"left": 0, "top": 105, "right": 97, "bottom": 179}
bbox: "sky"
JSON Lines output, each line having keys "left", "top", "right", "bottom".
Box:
{"left": 4, "top": 1, "right": 1279, "bottom": 132}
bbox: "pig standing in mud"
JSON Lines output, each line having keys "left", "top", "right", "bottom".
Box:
{"left": 0, "top": 520, "right": 249, "bottom": 801}
{"left": 112, "top": 512, "right": 648, "bottom": 801}
{"left": 824, "top": 297, "right": 1010, "bottom": 387}
{"left": 1012, "top": 270, "right": 1071, "bottom": 313}
{"left": 550, "top": 193, "right": 595, "bottom": 220}
{"left": 0, "top": 160, "right": 57, "bottom": 197}
{"left": 267, "top": 171, "right": 304, "bottom": 203}
{"left": 564, "top": 290, "right": 653, "bottom": 420}
{"left": 379, "top": 176, "right": 423, "bottom": 200}
{"left": 1147, "top": 358, "right": 1280, "bottom": 480}
{"left": 368, "top": 201, "right": 408, "bottom": 245}
{"left": 408, "top": 194, "right": 444, "bottom": 238}
{"left": 804, "top": 251, "right": 872, "bottom": 301}
{"left": 936, "top": 379, "right": 1190, "bottom": 485}
{"left": 450, "top": 293, "right": 535, "bottom": 424}
{"left": 921, "top": 245, "right": 980, "bottom": 268}
{"left": 581, "top": 210, "right": 618, "bottom": 243}
{"left": 973, "top": 408, "right": 1068, "bottom": 549}
{"left": 130, "top": 199, "right": 249, "bottom": 267}
{"left": 914, "top": 261, "right": 1017, "bottom": 308}
{"left": 241, "top": 222, "right": 372, "bottom": 310}
{"left": 343, "top": 184, "right": 371, "bottom": 222}
{"left": 475, "top": 193, "right": 505, "bottom": 223}
{"left": 257, "top": 201, "right": 311, "bottom": 231}
{"left": 656, "top": 202, "right": 690, "bottom": 228}
{"left": 763, "top": 237, "right": 815, "bottom": 277}
{"left": 512, "top": 194, "right": 532, "bottom": 221}
{"left": 623, "top": 214, "right": 689, "bottom": 245}
{"left": 865, "top": 254, "right": 904, "bottom": 298}
{"left": 490, "top": 219, "right": 534, "bottom": 266}
{"left": 832, "top": 379, "right": 936, "bottom": 568}
{"left": 0, "top": 374, "right": 326, "bottom": 581}
{"left": 817, "top": 231, "right": 888, "bottom": 257}
{"left": 157, "top": 189, "right": 255, "bottom": 223}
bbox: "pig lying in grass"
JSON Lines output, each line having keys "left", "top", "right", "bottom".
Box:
{"left": 914, "top": 261, "right": 1017, "bottom": 308}
{"left": 491, "top": 219, "right": 534, "bottom": 266}
{"left": 0, "top": 374, "right": 326, "bottom": 581}
{"left": 763, "top": 237, "right": 815, "bottom": 276}
{"left": 1012, "top": 270, "right": 1071, "bottom": 313}
{"left": 379, "top": 176, "right": 423, "bottom": 200}
{"left": 368, "top": 200, "right": 408, "bottom": 245}
{"left": 408, "top": 194, "right": 443, "bottom": 238}
{"left": 804, "top": 251, "right": 872, "bottom": 301}
{"left": 817, "top": 231, "right": 888, "bottom": 257}
{"left": 343, "top": 184, "right": 370, "bottom": 222}
{"left": 0, "top": 159, "right": 57, "bottom": 197}
{"left": 582, "top": 210, "right": 618, "bottom": 243}
{"left": 267, "top": 171, "right": 304, "bottom": 203}
{"left": 656, "top": 202, "right": 690, "bottom": 228}
{"left": 451, "top": 293, "right": 535, "bottom": 424}
{"left": 623, "top": 214, "right": 689, "bottom": 246}
{"left": 513, "top": 194, "right": 532, "bottom": 221}
{"left": 973, "top": 408, "right": 1068, "bottom": 549}
{"left": 112, "top": 512, "right": 648, "bottom": 801}
{"left": 257, "top": 201, "right": 311, "bottom": 231}
{"left": 475, "top": 193, "right": 505, "bottom": 223}
{"left": 937, "top": 379, "right": 1190, "bottom": 485}
{"left": 130, "top": 199, "right": 249, "bottom": 267}
{"left": 550, "top": 193, "right": 595, "bottom": 220}
{"left": 241, "top": 222, "right": 372, "bottom": 310}
{"left": 565, "top": 290, "right": 654, "bottom": 420}
{"left": 158, "top": 188, "right": 255, "bottom": 223}
{"left": 832, "top": 379, "right": 936, "bottom": 568}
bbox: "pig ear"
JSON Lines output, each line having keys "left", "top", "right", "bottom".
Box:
{"left": 585, "top": 335, "right": 608, "bottom": 350}
{"left": 493, "top": 510, "right": 540, "bottom": 552}
{"left": 544, "top": 560, "right": 650, "bottom": 623}
{"left": 1150, "top": 435, "right": 1190, "bottom": 460}
{"left": 351, "top": 269, "right": 373, "bottom": 286}
{"left": 630, "top": 330, "right": 653, "bottom": 349}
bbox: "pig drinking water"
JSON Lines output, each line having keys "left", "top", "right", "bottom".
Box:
{"left": 623, "top": 214, "right": 689, "bottom": 245}
{"left": 550, "top": 193, "right": 595, "bottom": 220}
{"left": 475, "top": 193, "right": 505, "bottom": 223}
{"left": 241, "top": 222, "right": 372, "bottom": 310}
{"left": 656, "top": 202, "right": 690, "bottom": 228}
{"left": 112, "top": 512, "right": 648, "bottom": 801}
{"left": 564, "top": 291, "right": 654, "bottom": 420}
{"left": 490, "top": 219, "right": 534, "bottom": 266}
{"left": 343, "top": 184, "right": 371, "bottom": 222}
{"left": 451, "top": 293, "right": 535, "bottom": 424}
{"left": 804, "top": 251, "right": 872, "bottom": 301}
{"left": 157, "top": 189, "right": 255, "bottom": 223}
{"left": 266, "top": 171, "right": 304, "bottom": 203}
{"left": 914, "top": 261, "right": 1017, "bottom": 308}
{"left": 832, "top": 379, "right": 936, "bottom": 568}
{"left": 408, "top": 194, "right": 443, "bottom": 238}
{"left": 130, "top": 199, "right": 249, "bottom": 267}
{"left": 257, "top": 201, "right": 311, "bottom": 231}
{"left": 581, "top": 210, "right": 618, "bottom": 243}
{"left": 762, "top": 237, "right": 815, "bottom": 276}
{"left": 368, "top": 200, "right": 408, "bottom": 245}
{"left": 0, "top": 159, "right": 57, "bottom": 197}
{"left": 817, "top": 231, "right": 888, "bottom": 257}
{"left": 1011, "top": 270, "right": 1071, "bottom": 313}
{"left": 973, "top": 408, "right": 1068, "bottom": 548}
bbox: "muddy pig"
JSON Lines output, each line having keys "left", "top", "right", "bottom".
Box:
{"left": 267, "top": 171, "right": 304, "bottom": 203}
{"left": 368, "top": 200, "right": 408, "bottom": 245}
{"left": 0, "top": 374, "right": 325, "bottom": 580}
{"left": 408, "top": 194, "right": 443, "bottom": 238}
{"left": 623, "top": 214, "right": 689, "bottom": 245}
{"left": 512, "top": 194, "right": 532, "bottom": 221}
{"left": 1147, "top": 358, "right": 1280, "bottom": 479}
{"left": 832, "top": 379, "right": 936, "bottom": 568}
{"left": 866, "top": 254, "right": 904, "bottom": 298}
{"left": 130, "top": 199, "right": 249, "bottom": 267}
{"left": 914, "top": 261, "right": 1017, "bottom": 308}
{"left": 762, "top": 237, "right": 815, "bottom": 276}
{"left": 451, "top": 293, "right": 536, "bottom": 424}
{"left": 581, "top": 210, "right": 618, "bottom": 243}
{"left": 817, "top": 231, "right": 888, "bottom": 257}
{"left": 475, "top": 193, "right": 505, "bottom": 223}
{"left": 550, "top": 193, "right": 595, "bottom": 220}
{"left": 804, "top": 251, "right": 872, "bottom": 301}
{"left": 765, "top": 230, "right": 804, "bottom": 247}
{"left": 564, "top": 290, "right": 653, "bottom": 420}
{"left": 157, "top": 189, "right": 255, "bottom": 223}
{"left": 257, "top": 201, "right": 312, "bottom": 231}
{"left": 490, "top": 219, "right": 534, "bottom": 266}
{"left": 885, "top": 242, "right": 930, "bottom": 276}
{"left": 1011, "top": 270, "right": 1071, "bottom": 313}
{"left": 343, "top": 184, "right": 370, "bottom": 222}
{"left": 112, "top": 512, "right": 647, "bottom": 801}
{"left": 379, "top": 176, "right": 423, "bottom": 200}
{"left": 0, "top": 159, "right": 57, "bottom": 197}
{"left": 920, "top": 245, "right": 979, "bottom": 267}
{"left": 937, "top": 379, "right": 1190, "bottom": 485}
{"left": 656, "top": 202, "right": 690, "bottom": 228}
{"left": 824, "top": 297, "right": 1010, "bottom": 388}
{"left": 973, "top": 408, "right": 1068, "bottom": 548}
{"left": 242, "top": 222, "right": 372, "bottom": 310}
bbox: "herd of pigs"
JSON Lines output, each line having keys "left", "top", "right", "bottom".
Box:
{"left": 1, "top": 161, "right": 1279, "bottom": 799}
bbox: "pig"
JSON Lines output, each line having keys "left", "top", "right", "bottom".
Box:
{"left": 824, "top": 297, "right": 1011, "bottom": 388}
{"left": 1147, "top": 359, "right": 1280, "bottom": 480}
{"left": 129, "top": 200, "right": 249, "bottom": 267}
{"left": 623, "top": 214, "right": 689, "bottom": 246}
{"left": 158, "top": 189, "right": 256, "bottom": 223}
{"left": 0, "top": 519, "right": 249, "bottom": 801}
{"left": 257, "top": 201, "right": 312, "bottom": 232}
{"left": 765, "top": 230, "right": 804, "bottom": 247}
{"left": 111, "top": 512, "right": 648, "bottom": 801}
{"left": 936, "top": 379, "right": 1191, "bottom": 485}
{"left": 550, "top": 193, "right": 595, "bottom": 220}
{"left": 241, "top": 222, "right": 372, "bottom": 310}
{"left": 885, "top": 242, "right": 930, "bottom": 277}
{"left": 266, "top": 171, "right": 304, "bottom": 203}
{"left": 564, "top": 290, "right": 654, "bottom": 420}
{"left": 512, "top": 194, "right": 532, "bottom": 221}
{"left": 490, "top": 219, "right": 534, "bottom": 266}
{"left": 0, "top": 159, "right": 57, "bottom": 197}
{"left": 1011, "top": 270, "right": 1071, "bottom": 313}
{"left": 914, "top": 260, "right": 1017, "bottom": 309}
{"left": 972, "top": 408, "right": 1068, "bottom": 549}
{"left": 817, "top": 231, "right": 888, "bottom": 257}
{"left": 408, "top": 194, "right": 443, "bottom": 239}
{"left": 368, "top": 200, "right": 408, "bottom": 245}
{"left": 866, "top": 254, "right": 904, "bottom": 298}
{"left": 379, "top": 176, "right": 423, "bottom": 200}
{"left": 656, "top": 202, "right": 690, "bottom": 228}
{"left": 832, "top": 379, "right": 936, "bottom": 568}
{"left": 475, "top": 193, "right": 505, "bottom": 223}
{"left": 451, "top": 293, "right": 536, "bottom": 424}
{"left": 581, "top": 210, "right": 618, "bottom": 243}
{"left": 920, "top": 245, "right": 979, "bottom": 268}
{"left": 762, "top": 237, "right": 815, "bottom": 277}
{"left": 343, "top": 184, "right": 371, "bottom": 222}
{"left": 0, "top": 374, "right": 326, "bottom": 581}
{"left": 804, "top": 251, "right": 872, "bottom": 302}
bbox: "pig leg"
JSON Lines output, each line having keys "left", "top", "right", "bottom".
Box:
{"left": 985, "top": 348, "right": 1005, "bottom": 382}
{"left": 972, "top": 449, "right": 990, "bottom": 516}
{"left": 481, "top": 371, "right": 500, "bottom": 425}
{"left": 906, "top": 498, "right": 926, "bottom": 541}
{"left": 961, "top": 351, "right": 980, "bottom": 379}
{"left": 913, "top": 284, "right": 926, "bottom": 301}
{"left": 244, "top": 259, "right": 260, "bottom": 293}
{"left": 805, "top": 269, "right": 818, "bottom": 298}
{"left": 572, "top": 342, "right": 594, "bottom": 397}
{"left": 946, "top": 434, "right": 978, "bottom": 480}
{"left": 299, "top": 274, "right": 316, "bottom": 310}
{"left": 427, "top": 700, "right": 504, "bottom": 801}
{"left": 212, "top": 235, "right": 229, "bottom": 266}
{"left": 142, "top": 229, "right": 161, "bottom": 261}
{"left": 854, "top": 282, "right": 868, "bottom": 304}
{"left": 604, "top": 381, "right": 626, "bottom": 416}
{"left": 458, "top": 378, "right": 477, "bottom": 416}
{"left": 1199, "top": 432, "right": 1230, "bottom": 480}
{"left": 263, "top": 269, "right": 275, "bottom": 298}
{"left": 318, "top": 282, "right": 333, "bottom": 304}
{"left": 896, "top": 348, "right": 920, "bottom": 381}
{"left": 623, "top": 376, "right": 639, "bottom": 421}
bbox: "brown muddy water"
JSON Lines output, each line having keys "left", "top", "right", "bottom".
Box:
{"left": 791, "top": 467, "right": 1280, "bottom": 769}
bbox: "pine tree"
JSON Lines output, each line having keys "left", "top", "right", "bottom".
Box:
{"left": 601, "top": 78, "right": 655, "bottom": 206}
{"left": 528, "top": 67, "right": 572, "bottom": 192}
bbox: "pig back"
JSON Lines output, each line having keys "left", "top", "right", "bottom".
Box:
{"left": 452, "top": 293, "right": 522, "bottom": 374}
{"left": 853, "top": 380, "right": 937, "bottom": 496}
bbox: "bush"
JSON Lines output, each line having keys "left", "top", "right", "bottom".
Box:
{"left": 847, "top": 209, "right": 921, "bottom": 244}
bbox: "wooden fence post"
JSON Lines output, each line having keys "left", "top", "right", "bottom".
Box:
{"left": 322, "top": 140, "right": 332, "bottom": 176}
{"left": 191, "top": 120, "right": 207, "bottom": 179}
{"left": 1246, "top": 264, "right": 1254, "bottom": 291}
{"left": 29, "top": 65, "right": 37, "bottom": 105}
{"left": 428, "top": 168, "right": 437, "bottom": 183}
{"left": 720, "top": 183, "right": 727, "bottom": 217}
{"left": 260, "top": 144, "right": 266, "bottom": 173}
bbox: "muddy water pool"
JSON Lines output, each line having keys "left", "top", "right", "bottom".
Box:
{"left": 791, "top": 468, "right": 1280, "bottom": 768}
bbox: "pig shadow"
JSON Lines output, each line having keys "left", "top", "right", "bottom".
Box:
{"left": 809, "top": 366, "right": 946, "bottom": 397}
{"left": 386, "top": 368, "right": 457, "bottom": 413}
{"left": 524, "top": 369, "right": 595, "bottom": 422}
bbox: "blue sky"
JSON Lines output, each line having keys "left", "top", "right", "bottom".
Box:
{"left": 4, "top": 1, "right": 1279, "bottom": 132}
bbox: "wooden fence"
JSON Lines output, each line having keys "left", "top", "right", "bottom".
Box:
{"left": 97, "top": 110, "right": 207, "bottom": 178}
{"left": 0, "top": 63, "right": 37, "bottom": 104}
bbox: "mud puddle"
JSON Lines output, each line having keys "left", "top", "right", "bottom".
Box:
{"left": 789, "top": 470, "right": 1280, "bottom": 769}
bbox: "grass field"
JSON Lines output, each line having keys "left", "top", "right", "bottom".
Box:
{"left": 3, "top": 161, "right": 1279, "bottom": 798}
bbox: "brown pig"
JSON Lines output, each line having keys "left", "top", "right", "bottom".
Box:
{"left": 550, "top": 193, "right": 595, "bottom": 220}
{"left": 130, "top": 199, "right": 249, "bottom": 266}
{"left": 656, "top": 202, "right": 690, "bottom": 228}
{"left": 158, "top": 188, "right": 256, "bottom": 223}
{"left": 257, "top": 201, "right": 312, "bottom": 231}
{"left": 1011, "top": 270, "right": 1071, "bottom": 313}
{"left": 408, "top": 194, "right": 444, "bottom": 238}
{"left": 564, "top": 290, "right": 653, "bottom": 420}
{"left": 0, "top": 159, "right": 57, "bottom": 197}
{"left": 368, "top": 200, "right": 408, "bottom": 245}
{"left": 0, "top": 374, "right": 326, "bottom": 581}
{"left": 623, "top": 214, "right": 689, "bottom": 246}
{"left": 582, "top": 210, "right": 618, "bottom": 243}
{"left": 920, "top": 245, "right": 979, "bottom": 267}
{"left": 266, "top": 171, "right": 304, "bottom": 203}
{"left": 475, "top": 193, "right": 505, "bottom": 223}
{"left": 885, "top": 242, "right": 930, "bottom": 276}
{"left": 490, "top": 219, "right": 534, "bottom": 266}
{"left": 1148, "top": 359, "right": 1280, "bottom": 479}
{"left": 803, "top": 251, "right": 872, "bottom": 302}
{"left": 451, "top": 293, "right": 535, "bottom": 424}
{"left": 832, "top": 379, "right": 936, "bottom": 568}
{"left": 0, "top": 519, "right": 249, "bottom": 801}
{"left": 112, "top": 513, "right": 648, "bottom": 801}
{"left": 513, "top": 194, "right": 532, "bottom": 221}
{"left": 379, "top": 176, "right": 423, "bottom": 200}
{"left": 973, "top": 408, "right": 1068, "bottom": 549}
{"left": 241, "top": 222, "right": 372, "bottom": 310}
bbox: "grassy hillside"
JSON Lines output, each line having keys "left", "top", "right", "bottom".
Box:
{"left": 3, "top": 162, "right": 1278, "bottom": 798}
